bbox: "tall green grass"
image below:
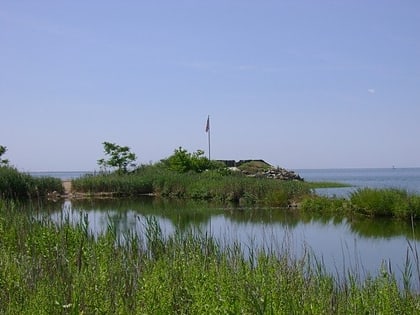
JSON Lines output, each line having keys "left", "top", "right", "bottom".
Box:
{"left": 0, "top": 166, "right": 63, "bottom": 200}
{"left": 301, "top": 188, "right": 420, "bottom": 219}
{"left": 350, "top": 188, "right": 420, "bottom": 219}
{"left": 0, "top": 201, "right": 419, "bottom": 314}
{"left": 72, "top": 167, "right": 312, "bottom": 206}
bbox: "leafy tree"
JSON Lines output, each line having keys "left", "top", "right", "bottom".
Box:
{"left": 97, "top": 142, "right": 137, "bottom": 173}
{"left": 162, "top": 147, "right": 222, "bottom": 173}
{"left": 0, "top": 145, "right": 9, "bottom": 166}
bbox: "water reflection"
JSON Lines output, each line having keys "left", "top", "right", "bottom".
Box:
{"left": 35, "top": 197, "right": 420, "bottom": 288}
{"left": 36, "top": 197, "right": 420, "bottom": 241}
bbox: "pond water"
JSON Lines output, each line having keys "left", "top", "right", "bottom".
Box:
{"left": 41, "top": 196, "right": 420, "bottom": 290}
{"left": 31, "top": 168, "right": 420, "bottom": 289}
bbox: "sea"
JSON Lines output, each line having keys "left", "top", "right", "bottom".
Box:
{"left": 30, "top": 168, "right": 420, "bottom": 197}
{"left": 296, "top": 167, "right": 420, "bottom": 197}
{"left": 30, "top": 171, "right": 94, "bottom": 180}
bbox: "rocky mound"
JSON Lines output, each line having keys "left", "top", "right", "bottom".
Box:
{"left": 226, "top": 160, "right": 304, "bottom": 181}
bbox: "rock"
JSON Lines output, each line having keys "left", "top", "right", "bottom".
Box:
{"left": 256, "top": 167, "right": 303, "bottom": 181}
{"left": 220, "top": 159, "right": 304, "bottom": 181}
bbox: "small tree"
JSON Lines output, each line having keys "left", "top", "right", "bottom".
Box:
{"left": 97, "top": 142, "right": 137, "bottom": 173}
{"left": 0, "top": 145, "right": 9, "bottom": 166}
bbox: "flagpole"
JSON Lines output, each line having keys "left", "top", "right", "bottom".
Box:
{"left": 206, "top": 115, "right": 211, "bottom": 160}
{"left": 208, "top": 123, "right": 211, "bottom": 160}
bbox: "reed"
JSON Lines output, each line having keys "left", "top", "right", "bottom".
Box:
{"left": 72, "top": 167, "right": 315, "bottom": 206}
{"left": 0, "top": 166, "right": 63, "bottom": 199}
{"left": 350, "top": 188, "right": 420, "bottom": 219}
{"left": 0, "top": 201, "right": 419, "bottom": 314}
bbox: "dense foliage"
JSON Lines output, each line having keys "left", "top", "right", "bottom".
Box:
{"left": 0, "top": 166, "right": 63, "bottom": 200}
{"left": 0, "top": 202, "right": 419, "bottom": 314}
{"left": 160, "top": 147, "right": 224, "bottom": 173}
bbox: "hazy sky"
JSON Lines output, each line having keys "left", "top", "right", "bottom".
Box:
{"left": 1, "top": 1, "right": 419, "bottom": 171}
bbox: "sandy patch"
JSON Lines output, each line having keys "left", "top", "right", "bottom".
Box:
{"left": 62, "top": 180, "right": 72, "bottom": 194}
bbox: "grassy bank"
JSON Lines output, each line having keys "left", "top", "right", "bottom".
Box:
{"left": 73, "top": 168, "right": 420, "bottom": 220}
{"left": 0, "top": 201, "right": 419, "bottom": 314}
{"left": 0, "top": 166, "right": 63, "bottom": 200}
{"left": 72, "top": 168, "right": 316, "bottom": 206}
{"left": 301, "top": 188, "right": 420, "bottom": 219}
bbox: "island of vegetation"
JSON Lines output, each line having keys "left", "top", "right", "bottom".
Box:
{"left": 1, "top": 143, "right": 420, "bottom": 313}
{"left": 1, "top": 142, "right": 420, "bottom": 219}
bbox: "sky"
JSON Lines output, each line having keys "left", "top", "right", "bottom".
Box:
{"left": 1, "top": 0, "right": 419, "bottom": 171}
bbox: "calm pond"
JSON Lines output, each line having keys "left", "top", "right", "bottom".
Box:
{"left": 32, "top": 168, "right": 420, "bottom": 289}
{"left": 41, "top": 196, "right": 420, "bottom": 290}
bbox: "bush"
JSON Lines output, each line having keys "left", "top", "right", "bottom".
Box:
{"left": 160, "top": 147, "right": 224, "bottom": 173}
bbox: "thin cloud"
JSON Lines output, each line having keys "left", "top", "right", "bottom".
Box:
{"left": 368, "top": 89, "right": 376, "bottom": 94}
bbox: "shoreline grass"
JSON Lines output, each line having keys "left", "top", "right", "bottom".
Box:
{"left": 1, "top": 201, "right": 419, "bottom": 314}
{"left": 3, "top": 164, "right": 420, "bottom": 220}
{"left": 0, "top": 166, "right": 63, "bottom": 200}
{"left": 71, "top": 168, "right": 347, "bottom": 207}
{"left": 301, "top": 188, "right": 420, "bottom": 220}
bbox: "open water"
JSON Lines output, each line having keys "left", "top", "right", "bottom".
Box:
{"left": 297, "top": 167, "right": 420, "bottom": 197}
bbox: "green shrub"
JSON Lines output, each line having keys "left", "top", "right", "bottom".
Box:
{"left": 160, "top": 147, "right": 224, "bottom": 173}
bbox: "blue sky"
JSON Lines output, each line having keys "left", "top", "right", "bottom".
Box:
{"left": 1, "top": 1, "right": 419, "bottom": 171}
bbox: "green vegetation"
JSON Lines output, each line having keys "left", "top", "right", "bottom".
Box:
{"left": 161, "top": 147, "right": 224, "bottom": 173}
{"left": 75, "top": 145, "right": 420, "bottom": 218}
{"left": 0, "top": 166, "right": 63, "bottom": 200}
{"left": 97, "top": 141, "right": 137, "bottom": 174}
{"left": 0, "top": 146, "right": 63, "bottom": 200}
{"left": 73, "top": 146, "right": 327, "bottom": 206}
{"left": 0, "top": 201, "right": 419, "bottom": 314}
{"left": 237, "top": 160, "right": 272, "bottom": 173}
{"left": 301, "top": 188, "right": 420, "bottom": 220}
{"left": 73, "top": 165, "right": 311, "bottom": 206}
{"left": 0, "top": 145, "right": 9, "bottom": 166}
{"left": 350, "top": 188, "right": 420, "bottom": 219}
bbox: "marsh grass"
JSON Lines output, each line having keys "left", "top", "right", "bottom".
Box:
{"left": 300, "top": 188, "right": 420, "bottom": 220}
{"left": 0, "top": 166, "right": 63, "bottom": 200}
{"left": 350, "top": 188, "right": 420, "bottom": 219}
{"left": 72, "top": 168, "right": 316, "bottom": 207}
{"left": 0, "top": 201, "right": 419, "bottom": 314}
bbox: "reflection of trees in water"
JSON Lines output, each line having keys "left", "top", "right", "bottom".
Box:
{"left": 62, "top": 197, "right": 220, "bottom": 232}
{"left": 33, "top": 197, "right": 420, "bottom": 241}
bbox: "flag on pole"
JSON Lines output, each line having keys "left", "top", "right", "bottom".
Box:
{"left": 205, "top": 115, "right": 210, "bottom": 133}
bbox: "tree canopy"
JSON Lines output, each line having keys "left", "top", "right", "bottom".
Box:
{"left": 0, "top": 145, "right": 9, "bottom": 166}
{"left": 97, "top": 142, "right": 137, "bottom": 173}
